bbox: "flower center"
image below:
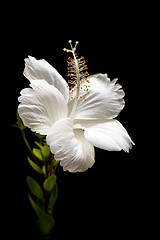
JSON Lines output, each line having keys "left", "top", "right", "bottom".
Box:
{"left": 64, "top": 40, "right": 90, "bottom": 117}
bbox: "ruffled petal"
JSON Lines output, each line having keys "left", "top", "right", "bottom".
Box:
{"left": 18, "top": 80, "right": 68, "bottom": 135}
{"left": 23, "top": 56, "right": 69, "bottom": 101}
{"left": 46, "top": 118, "right": 95, "bottom": 172}
{"left": 68, "top": 74, "right": 125, "bottom": 119}
{"left": 74, "top": 119, "right": 134, "bottom": 153}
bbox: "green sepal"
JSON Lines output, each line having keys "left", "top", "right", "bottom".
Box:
{"left": 33, "top": 148, "right": 43, "bottom": 161}
{"left": 43, "top": 174, "right": 56, "bottom": 192}
{"left": 34, "top": 133, "right": 45, "bottom": 141}
{"left": 48, "top": 183, "right": 58, "bottom": 213}
{"left": 27, "top": 157, "right": 43, "bottom": 174}
{"left": 27, "top": 176, "right": 43, "bottom": 199}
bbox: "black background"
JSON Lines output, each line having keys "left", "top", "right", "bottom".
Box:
{"left": 4, "top": 4, "right": 147, "bottom": 239}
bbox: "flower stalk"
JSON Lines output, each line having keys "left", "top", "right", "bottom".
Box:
{"left": 15, "top": 111, "right": 58, "bottom": 236}
{"left": 21, "top": 128, "right": 38, "bottom": 162}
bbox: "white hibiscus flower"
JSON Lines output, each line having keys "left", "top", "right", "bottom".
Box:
{"left": 18, "top": 40, "right": 134, "bottom": 172}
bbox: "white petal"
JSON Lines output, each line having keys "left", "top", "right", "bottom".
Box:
{"left": 23, "top": 56, "right": 69, "bottom": 101}
{"left": 68, "top": 74, "right": 125, "bottom": 119}
{"left": 18, "top": 80, "right": 68, "bottom": 135}
{"left": 46, "top": 118, "right": 95, "bottom": 172}
{"left": 75, "top": 119, "right": 134, "bottom": 153}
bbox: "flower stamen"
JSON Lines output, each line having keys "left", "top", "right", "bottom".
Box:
{"left": 67, "top": 55, "right": 89, "bottom": 85}
{"left": 64, "top": 40, "right": 90, "bottom": 117}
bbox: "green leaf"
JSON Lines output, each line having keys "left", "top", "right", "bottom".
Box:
{"left": 41, "top": 145, "right": 50, "bottom": 159}
{"left": 35, "top": 142, "right": 50, "bottom": 160}
{"left": 42, "top": 165, "right": 47, "bottom": 175}
{"left": 27, "top": 176, "right": 43, "bottom": 199}
{"left": 34, "top": 141, "right": 43, "bottom": 150}
{"left": 36, "top": 199, "right": 45, "bottom": 212}
{"left": 28, "top": 194, "right": 54, "bottom": 235}
{"left": 27, "top": 157, "right": 43, "bottom": 174}
{"left": 33, "top": 148, "right": 43, "bottom": 161}
{"left": 38, "top": 213, "right": 55, "bottom": 235}
{"left": 28, "top": 194, "right": 44, "bottom": 218}
{"left": 48, "top": 183, "right": 58, "bottom": 213}
{"left": 43, "top": 174, "right": 56, "bottom": 192}
{"left": 53, "top": 160, "right": 60, "bottom": 168}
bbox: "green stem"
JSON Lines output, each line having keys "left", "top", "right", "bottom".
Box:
{"left": 21, "top": 128, "right": 37, "bottom": 162}
{"left": 53, "top": 161, "right": 59, "bottom": 174}
{"left": 49, "top": 154, "right": 59, "bottom": 174}
{"left": 50, "top": 154, "right": 54, "bottom": 175}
